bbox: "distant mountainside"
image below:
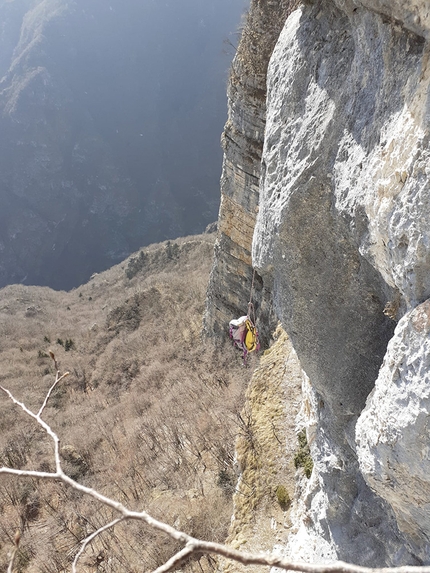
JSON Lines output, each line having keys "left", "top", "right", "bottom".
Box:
{"left": 0, "top": 0, "right": 247, "bottom": 290}
{"left": 0, "top": 231, "right": 255, "bottom": 571}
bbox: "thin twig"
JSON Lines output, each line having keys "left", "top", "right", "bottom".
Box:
{"left": 38, "top": 370, "right": 69, "bottom": 417}
{"left": 72, "top": 518, "right": 124, "bottom": 573}
{"left": 7, "top": 547, "right": 17, "bottom": 573}
{"left": 7, "top": 546, "right": 17, "bottom": 573}
{"left": 152, "top": 544, "right": 196, "bottom": 573}
{"left": 7, "top": 530, "right": 20, "bottom": 573}
{"left": 0, "top": 467, "right": 60, "bottom": 479}
{"left": 0, "top": 385, "right": 62, "bottom": 472}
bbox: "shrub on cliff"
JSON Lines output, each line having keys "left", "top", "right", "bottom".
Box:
{"left": 294, "top": 429, "right": 314, "bottom": 478}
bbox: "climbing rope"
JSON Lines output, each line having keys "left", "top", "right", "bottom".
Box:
{"left": 247, "top": 268, "right": 256, "bottom": 325}
{"left": 248, "top": 268, "right": 256, "bottom": 306}
{"left": 228, "top": 267, "right": 260, "bottom": 366}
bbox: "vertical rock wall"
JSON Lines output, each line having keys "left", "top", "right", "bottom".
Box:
{"left": 252, "top": 0, "right": 430, "bottom": 565}
{"left": 207, "top": 0, "right": 430, "bottom": 563}
{"left": 204, "top": 0, "right": 299, "bottom": 346}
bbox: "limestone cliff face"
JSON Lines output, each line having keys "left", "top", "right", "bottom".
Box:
{"left": 209, "top": 0, "right": 430, "bottom": 566}
{"left": 356, "top": 300, "right": 430, "bottom": 554}
{"left": 251, "top": 0, "right": 430, "bottom": 565}
{"left": 204, "top": 0, "right": 299, "bottom": 346}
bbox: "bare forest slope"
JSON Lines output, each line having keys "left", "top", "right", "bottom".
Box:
{"left": 0, "top": 232, "right": 253, "bottom": 572}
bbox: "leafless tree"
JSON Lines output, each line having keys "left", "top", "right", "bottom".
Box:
{"left": 2, "top": 355, "right": 430, "bottom": 573}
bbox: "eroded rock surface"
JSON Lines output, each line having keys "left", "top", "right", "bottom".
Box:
{"left": 251, "top": 0, "right": 430, "bottom": 565}
{"left": 205, "top": 0, "right": 300, "bottom": 347}
{"left": 357, "top": 299, "right": 430, "bottom": 560}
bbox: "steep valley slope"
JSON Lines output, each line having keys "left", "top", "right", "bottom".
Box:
{"left": 0, "top": 232, "right": 257, "bottom": 572}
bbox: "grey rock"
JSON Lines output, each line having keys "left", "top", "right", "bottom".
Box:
{"left": 204, "top": 0, "right": 299, "bottom": 347}
{"left": 253, "top": 0, "right": 430, "bottom": 564}
{"left": 357, "top": 299, "right": 430, "bottom": 561}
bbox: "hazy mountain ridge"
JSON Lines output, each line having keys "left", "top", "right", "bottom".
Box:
{"left": 0, "top": 0, "right": 247, "bottom": 290}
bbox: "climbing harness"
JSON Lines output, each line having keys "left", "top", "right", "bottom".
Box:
{"left": 229, "top": 268, "right": 260, "bottom": 365}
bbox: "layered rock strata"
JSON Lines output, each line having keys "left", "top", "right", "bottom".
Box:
{"left": 204, "top": 0, "right": 299, "bottom": 346}
{"left": 252, "top": 0, "right": 430, "bottom": 565}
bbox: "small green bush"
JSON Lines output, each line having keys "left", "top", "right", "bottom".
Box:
{"left": 126, "top": 250, "right": 147, "bottom": 279}
{"left": 275, "top": 485, "right": 291, "bottom": 510}
{"left": 217, "top": 469, "right": 235, "bottom": 495}
{"left": 294, "top": 429, "right": 313, "bottom": 479}
{"left": 165, "top": 241, "right": 180, "bottom": 260}
{"left": 16, "top": 546, "right": 33, "bottom": 570}
{"left": 50, "top": 385, "right": 67, "bottom": 410}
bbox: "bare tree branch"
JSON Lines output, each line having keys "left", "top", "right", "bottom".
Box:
{"left": 72, "top": 518, "right": 124, "bottom": 573}
{"left": 152, "top": 544, "right": 196, "bottom": 573}
{"left": 0, "top": 467, "right": 60, "bottom": 479}
{"left": 2, "top": 377, "right": 430, "bottom": 573}
{"left": 0, "top": 384, "right": 63, "bottom": 473}
{"left": 7, "top": 545, "right": 17, "bottom": 573}
{"left": 38, "top": 370, "right": 69, "bottom": 417}
{"left": 7, "top": 530, "right": 20, "bottom": 573}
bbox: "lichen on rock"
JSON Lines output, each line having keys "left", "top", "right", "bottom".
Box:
{"left": 224, "top": 326, "right": 303, "bottom": 573}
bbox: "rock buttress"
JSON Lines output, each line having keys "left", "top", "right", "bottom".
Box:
{"left": 254, "top": 0, "right": 430, "bottom": 565}
{"left": 204, "top": 0, "right": 300, "bottom": 347}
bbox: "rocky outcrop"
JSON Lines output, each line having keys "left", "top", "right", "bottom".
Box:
{"left": 204, "top": 0, "right": 299, "bottom": 346}
{"left": 356, "top": 299, "right": 430, "bottom": 560}
{"left": 251, "top": 0, "right": 430, "bottom": 565}
{"left": 0, "top": 0, "right": 244, "bottom": 290}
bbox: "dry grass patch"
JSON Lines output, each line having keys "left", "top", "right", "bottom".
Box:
{"left": 223, "top": 326, "right": 303, "bottom": 573}
{"left": 0, "top": 233, "right": 252, "bottom": 572}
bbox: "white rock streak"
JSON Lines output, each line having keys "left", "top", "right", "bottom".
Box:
{"left": 357, "top": 300, "right": 430, "bottom": 547}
